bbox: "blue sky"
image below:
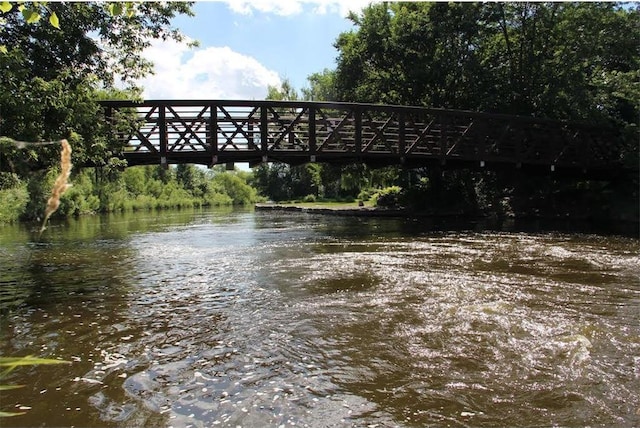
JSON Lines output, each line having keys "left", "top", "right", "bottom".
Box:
{"left": 137, "top": 0, "right": 376, "bottom": 100}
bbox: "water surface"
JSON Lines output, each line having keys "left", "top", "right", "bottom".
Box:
{"left": 1, "top": 209, "right": 638, "bottom": 427}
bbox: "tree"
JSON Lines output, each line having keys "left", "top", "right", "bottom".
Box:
{"left": 334, "top": 2, "right": 639, "bottom": 123}
{"left": 0, "top": 1, "right": 194, "bottom": 219}
{"left": 266, "top": 78, "right": 299, "bottom": 101}
{"left": 331, "top": 2, "right": 639, "bottom": 218}
{"left": 1, "top": 2, "right": 193, "bottom": 84}
{"left": 0, "top": 2, "right": 194, "bottom": 165}
{"left": 301, "top": 68, "right": 338, "bottom": 101}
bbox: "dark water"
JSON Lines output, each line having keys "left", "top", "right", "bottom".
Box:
{"left": 0, "top": 209, "right": 638, "bottom": 427}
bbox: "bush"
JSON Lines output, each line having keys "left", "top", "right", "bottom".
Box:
{"left": 57, "top": 170, "right": 99, "bottom": 216}
{"left": 205, "top": 192, "right": 233, "bottom": 206}
{"left": 210, "top": 173, "right": 258, "bottom": 205}
{"left": 302, "top": 194, "right": 316, "bottom": 203}
{"left": 373, "top": 186, "right": 402, "bottom": 208}
{"left": 357, "top": 188, "right": 376, "bottom": 201}
{"left": 0, "top": 172, "right": 21, "bottom": 190}
{"left": 0, "top": 184, "right": 28, "bottom": 223}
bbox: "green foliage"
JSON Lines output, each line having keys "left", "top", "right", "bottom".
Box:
{"left": 0, "top": 356, "right": 69, "bottom": 367}
{"left": 0, "top": 181, "right": 28, "bottom": 222}
{"left": 302, "top": 69, "right": 338, "bottom": 101}
{"left": 329, "top": 2, "right": 639, "bottom": 218}
{"left": 0, "top": 1, "right": 193, "bottom": 170}
{"left": 57, "top": 169, "right": 99, "bottom": 216}
{"left": 97, "top": 166, "right": 258, "bottom": 212}
{"left": 251, "top": 160, "right": 403, "bottom": 204}
{"left": 0, "top": 162, "right": 265, "bottom": 223}
{"left": 357, "top": 188, "right": 376, "bottom": 202}
{"left": 0, "top": 1, "right": 195, "bottom": 220}
{"left": 340, "top": 164, "right": 368, "bottom": 197}
{"left": 373, "top": 186, "right": 402, "bottom": 208}
{"left": 251, "top": 163, "right": 293, "bottom": 201}
{"left": 0, "top": 1, "right": 194, "bottom": 84}
{"left": 210, "top": 172, "right": 258, "bottom": 206}
{"left": 335, "top": 2, "right": 639, "bottom": 125}
{"left": 266, "top": 78, "right": 299, "bottom": 101}
{"left": 0, "top": 171, "right": 21, "bottom": 189}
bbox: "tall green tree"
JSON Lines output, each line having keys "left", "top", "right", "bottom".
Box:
{"left": 332, "top": 2, "right": 638, "bottom": 218}
{"left": 0, "top": 1, "right": 194, "bottom": 219}
{"left": 0, "top": 1, "right": 194, "bottom": 167}
{"left": 266, "top": 78, "right": 299, "bottom": 101}
{"left": 301, "top": 68, "right": 338, "bottom": 101}
{"left": 335, "top": 2, "right": 639, "bottom": 123}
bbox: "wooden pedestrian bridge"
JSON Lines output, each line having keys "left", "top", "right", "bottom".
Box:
{"left": 101, "top": 99, "right": 637, "bottom": 179}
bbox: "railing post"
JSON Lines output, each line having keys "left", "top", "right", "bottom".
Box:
{"left": 210, "top": 103, "right": 218, "bottom": 154}
{"left": 355, "top": 107, "right": 362, "bottom": 155}
{"left": 104, "top": 105, "right": 115, "bottom": 154}
{"left": 159, "top": 104, "right": 168, "bottom": 169}
{"left": 478, "top": 117, "right": 486, "bottom": 165}
{"left": 398, "top": 111, "right": 405, "bottom": 158}
{"left": 309, "top": 106, "right": 316, "bottom": 159}
{"left": 260, "top": 105, "right": 268, "bottom": 159}
{"left": 440, "top": 115, "right": 447, "bottom": 165}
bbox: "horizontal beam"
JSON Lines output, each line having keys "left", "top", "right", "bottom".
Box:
{"left": 99, "top": 99, "right": 609, "bottom": 130}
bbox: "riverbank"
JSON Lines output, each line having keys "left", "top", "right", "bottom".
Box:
{"left": 255, "top": 202, "right": 408, "bottom": 217}
{"left": 255, "top": 202, "right": 639, "bottom": 236}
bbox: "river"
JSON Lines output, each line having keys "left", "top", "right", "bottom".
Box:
{"left": 0, "top": 208, "right": 638, "bottom": 427}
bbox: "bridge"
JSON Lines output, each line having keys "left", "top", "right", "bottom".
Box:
{"left": 101, "top": 100, "right": 637, "bottom": 179}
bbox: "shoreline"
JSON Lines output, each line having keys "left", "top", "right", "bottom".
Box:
{"left": 254, "top": 203, "right": 408, "bottom": 217}
{"left": 254, "top": 203, "right": 639, "bottom": 236}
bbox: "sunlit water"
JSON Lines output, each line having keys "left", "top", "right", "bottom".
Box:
{"left": 1, "top": 208, "right": 638, "bottom": 427}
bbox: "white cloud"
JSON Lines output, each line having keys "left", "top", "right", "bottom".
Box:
{"left": 226, "top": 0, "right": 303, "bottom": 16}
{"left": 136, "top": 38, "right": 281, "bottom": 99}
{"left": 217, "top": 0, "right": 379, "bottom": 17}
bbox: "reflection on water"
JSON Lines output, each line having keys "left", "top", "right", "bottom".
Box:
{"left": 1, "top": 208, "right": 639, "bottom": 427}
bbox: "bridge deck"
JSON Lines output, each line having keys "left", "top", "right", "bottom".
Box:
{"left": 100, "top": 100, "right": 636, "bottom": 178}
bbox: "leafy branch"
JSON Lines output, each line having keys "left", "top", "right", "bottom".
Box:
{"left": 0, "top": 1, "right": 142, "bottom": 54}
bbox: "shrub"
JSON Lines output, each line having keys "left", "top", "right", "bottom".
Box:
{"left": 206, "top": 192, "right": 233, "bottom": 207}
{"left": 210, "top": 173, "right": 257, "bottom": 205}
{"left": 0, "top": 184, "right": 28, "bottom": 223}
{"left": 302, "top": 194, "right": 316, "bottom": 203}
{"left": 373, "top": 186, "right": 402, "bottom": 208}
{"left": 357, "top": 188, "right": 376, "bottom": 201}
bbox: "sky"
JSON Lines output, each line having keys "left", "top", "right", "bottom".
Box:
{"left": 136, "top": 0, "right": 378, "bottom": 100}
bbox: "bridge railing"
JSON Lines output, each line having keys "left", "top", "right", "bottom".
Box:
{"left": 100, "top": 99, "right": 632, "bottom": 177}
